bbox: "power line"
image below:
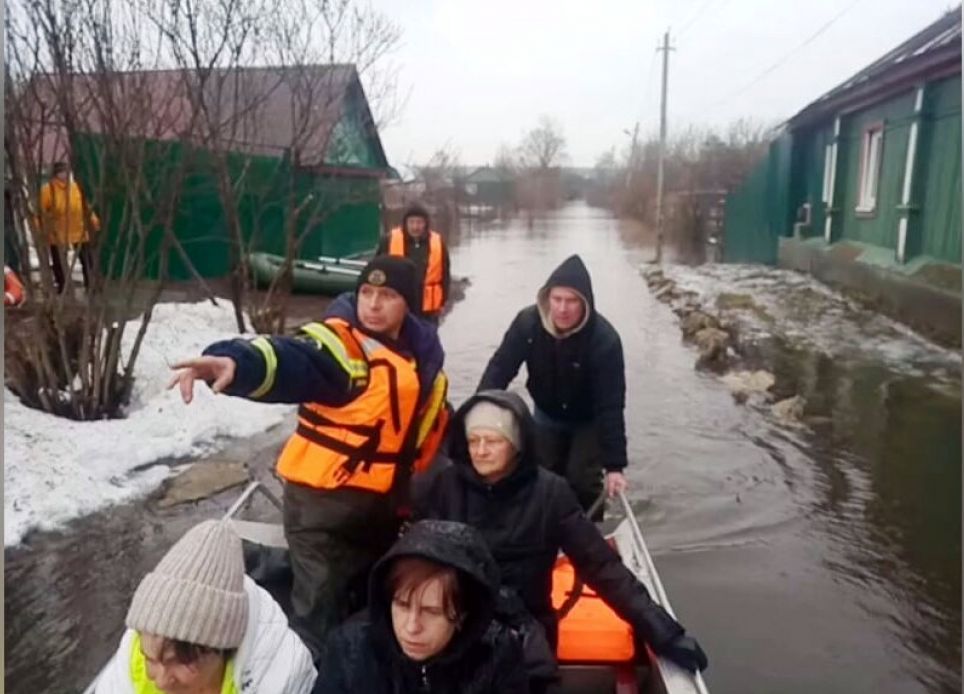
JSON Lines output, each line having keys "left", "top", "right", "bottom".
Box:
{"left": 677, "top": 0, "right": 716, "bottom": 39}
{"left": 698, "top": 0, "right": 864, "bottom": 112}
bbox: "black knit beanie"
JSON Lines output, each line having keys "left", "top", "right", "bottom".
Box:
{"left": 356, "top": 255, "right": 419, "bottom": 310}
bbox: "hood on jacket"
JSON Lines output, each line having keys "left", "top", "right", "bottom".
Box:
{"left": 401, "top": 203, "right": 432, "bottom": 235}
{"left": 325, "top": 292, "right": 445, "bottom": 404}
{"left": 368, "top": 519, "right": 500, "bottom": 665}
{"left": 536, "top": 255, "right": 595, "bottom": 337}
{"left": 447, "top": 390, "right": 539, "bottom": 491}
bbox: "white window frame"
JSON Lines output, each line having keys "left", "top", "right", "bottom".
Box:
{"left": 821, "top": 143, "right": 833, "bottom": 204}
{"left": 856, "top": 123, "right": 884, "bottom": 213}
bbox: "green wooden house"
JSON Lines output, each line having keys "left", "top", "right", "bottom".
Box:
{"left": 47, "top": 64, "right": 391, "bottom": 280}
{"left": 724, "top": 9, "right": 961, "bottom": 273}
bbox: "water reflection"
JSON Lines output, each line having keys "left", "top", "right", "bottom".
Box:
{"left": 4, "top": 202, "right": 960, "bottom": 694}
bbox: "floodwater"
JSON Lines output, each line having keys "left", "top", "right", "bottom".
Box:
{"left": 5, "top": 202, "right": 961, "bottom": 693}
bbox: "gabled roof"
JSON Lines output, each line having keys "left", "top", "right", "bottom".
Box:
{"left": 464, "top": 166, "right": 505, "bottom": 184}
{"left": 17, "top": 64, "right": 388, "bottom": 170}
{"left": 790, "top": 8, "right": 961, "bottom": 128}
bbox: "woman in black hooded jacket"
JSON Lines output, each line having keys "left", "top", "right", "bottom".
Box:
{"left": 412, "top": 390, "right": 708, "bottom": 677}
{"left": 313, "top": 519, "right": 527, "bottom": 694}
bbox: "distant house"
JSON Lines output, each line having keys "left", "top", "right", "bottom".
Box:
{"left": 463, "top": 166, "right": 513, "bottom": 209}
{"left": 19, "top": 64, "right": 391, "bottom": 280}
{"left": 722, "top": 9, "right": 961, "bottom": 344}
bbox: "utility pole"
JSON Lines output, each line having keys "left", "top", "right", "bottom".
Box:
{"left": 655, "top": 30, "right": 673, "bottom": 263}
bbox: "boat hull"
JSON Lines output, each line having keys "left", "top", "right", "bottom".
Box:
{"left": 247, "top": 252, "right": 359, "bottom": 296}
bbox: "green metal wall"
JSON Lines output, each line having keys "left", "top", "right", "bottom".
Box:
{"left": 837, "top": 90, "right": 916, "bottom": 250}
{"left": 722, "top": 134, "right": 791, "bottom": 264}
{"left": 74, "top": 133, "right": 381, "bottom": 281}
{"left": 730, "top": 71, "right": 961, "bottom": 269}
{"left": 918, "top": 74, "right": 962, "bottom": 263}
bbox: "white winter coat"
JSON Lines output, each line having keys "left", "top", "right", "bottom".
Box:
{"left": 85, "top": 576, "right": 316, "bottom": 694}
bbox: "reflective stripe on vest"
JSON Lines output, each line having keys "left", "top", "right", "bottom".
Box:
{"left": 388, "top": 227, "right": 445, "bottom": 313}
{"left": 275, "top": 318, "right": 420, "bottom": 493}
{"left": 412, "top": 371, "right": 448, "bottom": 474}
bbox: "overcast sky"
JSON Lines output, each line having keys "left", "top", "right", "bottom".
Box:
{"left": 366, "top": 0, "right": 957, "bottom": 168}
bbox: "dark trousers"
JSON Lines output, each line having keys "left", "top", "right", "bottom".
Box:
{"left": 50, "top": 243, "right": 93, "bottom": 292}
{"left": 283, "top": 482, "right": 399, "bottom": 660}
{"left": 533, "top": 414, "right": 605, "bottom": 521}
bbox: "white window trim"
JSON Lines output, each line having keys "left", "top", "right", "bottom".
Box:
{"left": 856, "top": 123, "right": 884, "bottom": 213}
{"left": 821, "top": 144, "right": 833, "bottom": 204}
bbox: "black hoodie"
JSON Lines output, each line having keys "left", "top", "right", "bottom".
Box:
{"left": 477, "top": 255, "right": 628, "bottom": 471}
{"left": 376, "top": 204, "right": 452, "bottom": 315}
{"left": 313, "top": 519, "right": 527, "bottom": 694}
{"left": 413, "top": 391, "right": 686, "bottom": 657}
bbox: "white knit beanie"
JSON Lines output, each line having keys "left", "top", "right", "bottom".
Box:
{"left": 464, "top": 400, "right": 522, "bottom": 450}
{"left": 126, "top": 520, "right": 248, "bottom": 649}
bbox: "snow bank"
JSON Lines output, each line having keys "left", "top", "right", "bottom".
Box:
{"left": 4, "top": 302, "right": 295, "bottom": 546}
{"left": 661, "top": 263, "right": 961, "bottom": 379}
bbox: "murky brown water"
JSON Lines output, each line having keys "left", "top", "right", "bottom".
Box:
{"left": 5, "top": 202, "right": 961, "bottom": 693}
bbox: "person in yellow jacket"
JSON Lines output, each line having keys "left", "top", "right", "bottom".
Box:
{"left": 168, "top": 256, "right": 449, "bottom": 661}
{"left": 376, "top": 204, "right": 451, "bottom": 324}
{"left": 37, "top": 161, "right": 100, "bottom": 292}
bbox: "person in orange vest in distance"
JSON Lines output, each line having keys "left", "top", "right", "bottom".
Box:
{"left": 377, "top": 204, "right": 451, "bottom": 324}
{"left": 4, "top": 265, "right": 25, "bottom": 307}
{"left": 167, "top": 256, "right": 450, "bottom": 661}
{"left": 37, "top": 161, "right": 100, "bottom": 292}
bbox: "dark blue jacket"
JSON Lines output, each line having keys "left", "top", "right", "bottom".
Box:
{"left": 203, "top": 293, "right": 445, "bottom": 407}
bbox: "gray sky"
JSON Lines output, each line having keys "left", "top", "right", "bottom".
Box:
{"left": 367, "top": 0, "right": 957, "bottom": 168}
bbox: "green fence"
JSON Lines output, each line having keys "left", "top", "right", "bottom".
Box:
{"left": 722, "top": 135, "right": 792, "bottom": 264}
{"left": 918, "top": 74, "right": 962, "bottom": 263}
{"left": 74, "top": 133, "right": 381, "bottom": 281}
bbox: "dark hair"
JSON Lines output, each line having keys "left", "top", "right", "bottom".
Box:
{"left": 164, "top": 638, "right": 236, "bottom": 665}
{"left": 386, "top": 556, "right": 463, "bottom": 623}
{"left": 51, "top": 161, "right": 68, "bottom": 175}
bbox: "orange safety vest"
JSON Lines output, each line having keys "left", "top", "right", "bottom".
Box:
{"left": 276, "top": 318, "right": 448, "bottom": 493}
{"left": 388, "top": 227, "right": 445, "bottom": 314}
{"left": 552, "top": 552, "right": 636, "bottom": 663}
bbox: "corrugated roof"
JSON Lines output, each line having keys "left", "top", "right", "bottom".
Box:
{"left": 18, "top": 64, "right": 387, "bottom": 169}
{"left": 791, "top": 8, "right": 961, "bottom": 126}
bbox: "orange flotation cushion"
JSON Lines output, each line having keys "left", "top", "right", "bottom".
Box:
{"left": 551, "top": 553, "right": 636, "bottom": 663}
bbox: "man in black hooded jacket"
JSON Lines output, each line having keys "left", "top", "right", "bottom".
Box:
{"left": 413, "top": 390, "right": 707, "bottom": 679}
{"left": 478, "top": 254, "right": 627, "bottom": 516}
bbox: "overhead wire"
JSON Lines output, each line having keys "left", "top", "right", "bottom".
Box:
{"left": 696, "top": 0, "right": 865, "bottom": 113}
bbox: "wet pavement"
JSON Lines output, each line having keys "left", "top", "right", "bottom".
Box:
{"left": 5, "top": 202, "right": 961, "bottom": 693}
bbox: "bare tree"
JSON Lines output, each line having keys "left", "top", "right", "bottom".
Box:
{"left": 145, "top": 0, "right": 402, "bottom": 334}
{"left": 490, "top": 143, "right": 519, "bottom": 217}
{"left": 3, "top": 0, "right": 402, "bottom": 419}
{"left": 515, "top": 116, "right": 567, "bottom": 215}
{"left": 517, "top": 115, "right": 567, "bottom": 170}
{"left": 407, "top": 145, "right": 461, "bottom": 238}
{"left": 595, "top": 118, "right": 773, "bottom": 260}
{"left": 5, "top": 0, "right": 201, "bottom": 419}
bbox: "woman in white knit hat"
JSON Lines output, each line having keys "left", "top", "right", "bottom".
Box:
{"left": 413, "top": 390, "right": 707, "bottom": 687}
{"left": 86, "top": 519, "right": 316, "bottom": 694}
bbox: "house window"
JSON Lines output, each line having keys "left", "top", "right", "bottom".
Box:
{"left": 856, "top": 123, "right": 884, "bottom": 212}
{"left": 821, "top": 144, "right": 833, "bottom": 204}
